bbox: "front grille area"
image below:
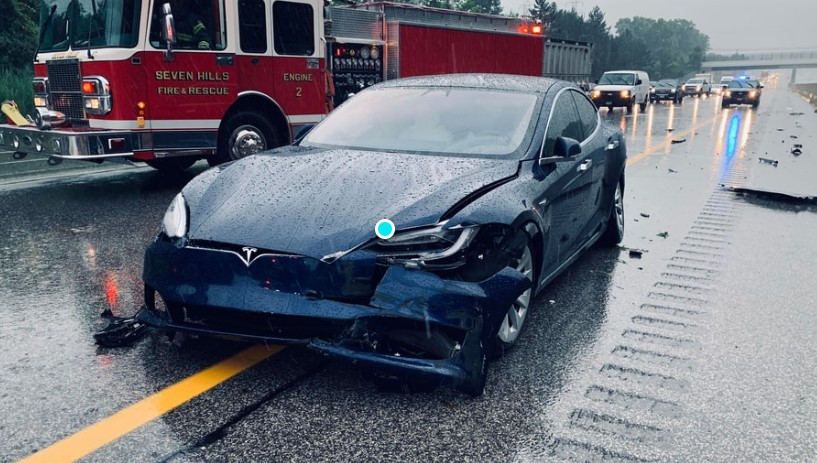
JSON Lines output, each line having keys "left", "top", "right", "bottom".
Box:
{"left": 47, "top": 58, "right": 86, "bottom": 124}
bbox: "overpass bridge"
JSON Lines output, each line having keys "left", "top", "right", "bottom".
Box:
{"left": 701, "top": 49, "right": 817, "bottom": 83}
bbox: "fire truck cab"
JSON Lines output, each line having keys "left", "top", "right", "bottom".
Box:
{"left": 0, "top": 1, "right": 562, "bottom": 172}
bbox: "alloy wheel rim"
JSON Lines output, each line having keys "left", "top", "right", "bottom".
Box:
{"left": 229, "top": 125, "right": 266, "bottom": 159}
{"left": 615, "top": 183, "right": 624, "bottom": 233}
{"left": 497, "top": 246, "right": 533, "bottom": 344}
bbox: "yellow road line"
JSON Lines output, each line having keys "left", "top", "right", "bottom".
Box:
{"left": 627, "top": 113, "right": 720, "bottom": 166}
{"left": 19, "top": 344, "right": 283, "bottom": 463}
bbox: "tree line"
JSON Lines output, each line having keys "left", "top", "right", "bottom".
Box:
{"left": 1, "top": 0, "right": 709, "bottom": 81}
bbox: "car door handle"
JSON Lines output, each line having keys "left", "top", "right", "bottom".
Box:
{"left": 579, "top": 160, "right": 592, "bottom": 172}
{"left": 606, "top": 140, "right": 620, "bottom": 150}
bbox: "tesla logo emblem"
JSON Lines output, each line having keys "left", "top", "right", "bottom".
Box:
{"left": 240, "top": 247, "right": 258, "bottom": 266}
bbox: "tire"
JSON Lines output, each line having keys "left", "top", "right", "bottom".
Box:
{"left": 493, "top": 243, "right": 535, "bottom": 357}
{"left": 599, "top": 178, "right": 624, "bottom": 246}
{"left": 607, "top": 105, "right": 614, "bottom": 112}
{"left": 639, "top": 96, "right": 647, "bottom": 111}
{"left": 145, "top": 157, "right": 196, "bottom": 173}
{"left": 211, "top": 111, "right": 282, "bottom": 167}
{"left": 721, "top": 100, "right": 730, "bottom": 109}
{"left": 752, "top": 100, "right": 760, "bottom": 108}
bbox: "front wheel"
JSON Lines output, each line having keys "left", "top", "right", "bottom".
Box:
{"left": 493, "top": 243, "right": 535, "bottom": 357}
{"left": 599, "top": 179, "right": 625, "bottom": 246}
{"left": 639, "top": 97, "right": 647, "bottom": 112}
{"left": 211, "top": 111, "right": 281, "bottom": 167}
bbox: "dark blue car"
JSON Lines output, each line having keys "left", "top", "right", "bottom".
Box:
{"left": 137, "top": 74, "right": 627, "bottom": 395}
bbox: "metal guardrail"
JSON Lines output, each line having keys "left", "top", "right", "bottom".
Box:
{"left": 704, "top": 50, "right": 817, "bottom": 62}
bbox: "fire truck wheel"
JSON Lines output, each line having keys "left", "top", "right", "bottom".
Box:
{"left": 145, "top": 157, "right": 196, "bottom": 172}
{"left": 213, "top": 111, "right": 281, "bottom": 166}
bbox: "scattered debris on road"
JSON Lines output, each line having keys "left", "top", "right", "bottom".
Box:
{"left": 671, "top": 138, "right": 686, "bottom": 144}
{"left": 789, "top": 112, "right": 805, "bottom": 116}
{"left": 668, "top": 168, "right": 678, "bottom": 173}
{"left": 628, "top": 249, "right": 643, "bottom": 259}
{"left": 94, "top": 309, "right": 148, "bottom": 347}
{"left": 640, "top": 212, "right": 650, "bottom": 218}
{"left": 666, "top": 128, "right": 675, "bottom": 132}
{"left": 758, "top": 157, "right": 779, "bottom": 167}
{"left": 776, "top": 128, "right": 784, "bottom": 131}
{"left": 790, "top": 135, "right": 798, "bottom": 139}
{"left": 730, "top": 187, "right": 817, "bottom": 205}
{"left": 791, "top": 144, "right": 803, "bottom": 156}
{"left": 657, "top": 231, "right": 669, "bottom": 238}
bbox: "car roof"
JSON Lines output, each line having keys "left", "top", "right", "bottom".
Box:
{"left": 603, "top": 70, "right": 647, "bottom": 75}
{"left": 374, "top": 74, "right": 563, "bottom": 95}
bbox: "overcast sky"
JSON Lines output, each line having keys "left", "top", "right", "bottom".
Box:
{"left": 501, "top": 0, "right": 817, "bottom": 51}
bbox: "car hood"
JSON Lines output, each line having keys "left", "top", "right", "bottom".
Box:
{"left": 184, "top": 146, "right": 519, "bottom": 259}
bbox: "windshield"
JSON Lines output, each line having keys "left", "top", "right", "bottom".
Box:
{"left": 687, "top": 79, "right": 704, "bottom": 84}
{"left": 300, "top": 87, "right": 539, "bottom": 158}
{"left": 728, "top": 80, "right": 759, "bottom": 88}
{"left": 38, "top": 0, "right": 141, "bottom": 52}
{"left": 598, "top": 73, "right": 636, "bottom": 85}
{"left": 657, "top": 80, "right": 677, "bottom": 87}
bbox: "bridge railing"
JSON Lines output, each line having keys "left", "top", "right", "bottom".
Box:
{"left": 704, "top": 50, "right": 817, "bottom": 62}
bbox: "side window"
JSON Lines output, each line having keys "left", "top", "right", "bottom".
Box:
{"left": 273, "top": 1, "right": 314, "bottom": 56}
{"left": 150, "top": 0, "right": 226, "bottom": 50}
{"left": 543, "top": 92, "right": 583, "bottom": 156}
{"left": 571, "top": 91, "right": 599, "bottom": 141}
{"left": 239, "top": 0, "right": 267, "bottom": 53}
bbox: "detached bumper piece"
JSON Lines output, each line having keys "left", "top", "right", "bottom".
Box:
{"left": 94, "top": 310, "right": 149, "bottom": 347}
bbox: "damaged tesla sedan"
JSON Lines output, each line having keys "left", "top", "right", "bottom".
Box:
{"left": 137, "top": 74, "right": 627, "bottom": 395}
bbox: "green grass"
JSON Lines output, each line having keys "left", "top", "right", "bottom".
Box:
{"left": 0, "top": 67, "right": 34, "bottom": 117}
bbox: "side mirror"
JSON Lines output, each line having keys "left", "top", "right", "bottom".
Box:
{"left": 594, "top": 80, "right": 599, "bottom": 84}
{"left": 161, "top": 3, "right": 176, "bottom": 61}
{"left": 554, "top": 136, "right": 582, "bottom": 158}
{"left": 539, "top": 137, "right": 582, "bottom": 166}
{"left": 636, "top": 78, "right": 643, "bottom": 85}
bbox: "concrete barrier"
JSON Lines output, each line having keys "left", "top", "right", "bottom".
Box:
{"left": 792, "top": 83, "right": 817, "bottom": 107}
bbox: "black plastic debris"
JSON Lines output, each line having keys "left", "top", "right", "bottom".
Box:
{"left": 628, "top": 249, "right": 643, "bottom": 259}
{"left": 671, "top": 138, "right": 686, "bottom": 144}
{"left": 758, "top": 157, "right": 779, "bottom": 167}
{"left": 666, "top": 128, "right": 675, "bottom": 132}
{"left": 789, "top": 112, "right": 804, "bottom": 116}
{"left": 668, "top": 168, "right": 678, "bottom": 173}
{"left": 791, "top": 144, "right": 803, "bottom": 156}
{"left": 790, "top": 135, "right": 799, "bottom": 139}
{"left": 657, "top": 231, "right": 669, "bottom": 238}
{"left": 94, "top": 309, "right": 148, "bottom": 347}
{"left": 640, "top": 212, "right": 650, "bottom": 218}
{"left": 776, "top": 128, "right": 785, "bottom": 131}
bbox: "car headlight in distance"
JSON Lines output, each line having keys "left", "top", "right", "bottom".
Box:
{"left": 591, "top": 90, "right": 601, "bottom": 98}
{"left": 162, "top": 193, "right": 188, "bottom": 238}
{"left": 724, "top": 91, "right": 732, "bottom": 97}
{"left": 620, "top": 90, "right": 630, "bottom": 98}
{"left": 650, "top": 88, "right": 655, "bottom": 93}
{"left": 749, "top": 90, "right": 757, "bottom": 98}
{"left": 670, "top": 89, "right": 676, "bottom": 93}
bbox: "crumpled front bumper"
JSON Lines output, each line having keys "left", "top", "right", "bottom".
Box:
{"left": 138, "top": 239, "right": 530, "bottom": 390}
{"left": 0, "top": 123, "right": 142, "bottom": 160}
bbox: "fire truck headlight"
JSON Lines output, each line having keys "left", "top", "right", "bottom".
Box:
{"left": 591, "top": 90, "right": 601, "bottom": 98}
{"left": 82, "top": 76, "right": 112, "bottom": 115}
{"left": 34, "top": 96, "right": 48, "bottom": 107}
{"left": 162, "top": 193, "right": 188, "bottom": 239}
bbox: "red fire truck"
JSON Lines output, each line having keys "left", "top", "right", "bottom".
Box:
{"left": 0, "top": 1, "right": 568, "bottom": 172}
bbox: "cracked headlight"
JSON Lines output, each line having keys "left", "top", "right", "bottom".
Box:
{"left": 162, "top": 193, "right": 188, "bottom": 238}
{"left": 371, "top": 225, "right": 479, "bottom": 269}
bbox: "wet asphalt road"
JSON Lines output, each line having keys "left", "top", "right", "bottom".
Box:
{"left": 1, "top": 77, "right": 816, "bottom": 463}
